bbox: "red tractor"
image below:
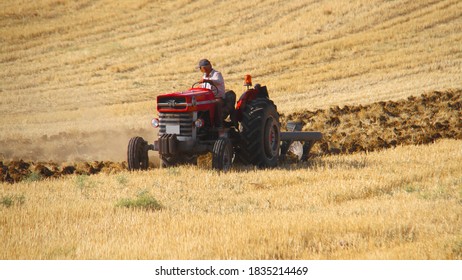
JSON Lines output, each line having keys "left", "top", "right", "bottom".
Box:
{"left": 127, "top": 75, "right": 322, "bottom": 171}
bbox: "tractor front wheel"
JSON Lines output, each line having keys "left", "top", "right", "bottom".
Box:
{"left": 127, "top": 136, "right": 149, "bottom": 171}
{"left": 212, "top": 138, "right": 234, "bottom": 171}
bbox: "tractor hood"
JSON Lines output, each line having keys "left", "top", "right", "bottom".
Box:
{"left": 157, "top": 88, "right": 216, "bottom": 113}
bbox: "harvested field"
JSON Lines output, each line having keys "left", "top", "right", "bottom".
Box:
{"left": 1, "top": 139, "right": 461, "bottom": 259}
{"left": 0, "top": 0, "right": 461, "bottom": 261}
{"left": 1, "top": 89, "right": 460, "bottom": 183}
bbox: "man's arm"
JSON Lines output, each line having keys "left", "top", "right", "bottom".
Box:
{"left": 202, "top": 71, "right": 223, "bottom": 86}
{"left": 209, "top": 71, "right": 224, "bottom": 89}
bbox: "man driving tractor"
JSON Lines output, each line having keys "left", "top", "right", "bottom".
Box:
{"left": 197, "top": 59, "right": 226, "bottom": 135}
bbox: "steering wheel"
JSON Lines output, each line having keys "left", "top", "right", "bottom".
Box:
{"left": 192, "top": 80, "right": 219, "bottom": 97}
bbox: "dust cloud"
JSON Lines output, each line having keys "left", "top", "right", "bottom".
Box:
{"left": 0, "top": 128, "right": 155, "bottom": 163}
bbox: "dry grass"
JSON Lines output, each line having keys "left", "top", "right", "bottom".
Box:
{"left": 1, "top": 139, "right": 461, "bottom": 259}
{"left": 0, "top": 0, "right": 461, "bottom": 260}
{"left": 1, "top": 0, "right": 461, "bottom": 139}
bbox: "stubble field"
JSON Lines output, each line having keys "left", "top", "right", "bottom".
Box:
{"left": 0, "top": 0, "right": 461, "bottom": 259}
{"left": 2, "top": 140, "right": 461, "bottom": 259}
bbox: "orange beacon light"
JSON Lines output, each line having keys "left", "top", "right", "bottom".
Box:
{"left": 244, "top": 74, "right": 252, "bottom": 89}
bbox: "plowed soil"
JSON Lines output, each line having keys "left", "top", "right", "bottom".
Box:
{"left": 0, "top": 160, "right": 127, "bottom": 184}
{"left": 1, "top": 89, "right": 460, "bottom": 183}
{"left": 285, "top": 89, "right": 461, "bottom": 155}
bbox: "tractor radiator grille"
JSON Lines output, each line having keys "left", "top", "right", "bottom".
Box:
{"left": 157, "top": 96, "right": 187, "bottom": 109}
{"left": 158, "top": 112, "right": 193, "bottom": 138}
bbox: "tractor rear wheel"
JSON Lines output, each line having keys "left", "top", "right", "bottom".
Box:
{"left": 127, "top": 136, "right": 149, "bottom": 171}
{"left": 237, "top": 98, "right": 280, "bottom": 167}
{"left": 212, "top": 138, "right": 234, "bottom": 171}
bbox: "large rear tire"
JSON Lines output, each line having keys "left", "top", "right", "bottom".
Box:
{"left": 212, "top": 138, "right": 234, "bottom": 171}
{"left": 127, "top": 137, "right": 149, "bottom": 171}
{"left": 237, "top": 98, "right": 280, "bottom": 167}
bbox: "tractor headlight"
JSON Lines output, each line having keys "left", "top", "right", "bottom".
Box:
{"left": 194, "top": 118, "right": 204, "bottom": 128}
{"left": 151, "top": 118, "right": 160, "bottom": 128}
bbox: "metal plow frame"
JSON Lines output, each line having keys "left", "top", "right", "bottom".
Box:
{"left": 280, "top": 122, "right": 322, "bottom": 161}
